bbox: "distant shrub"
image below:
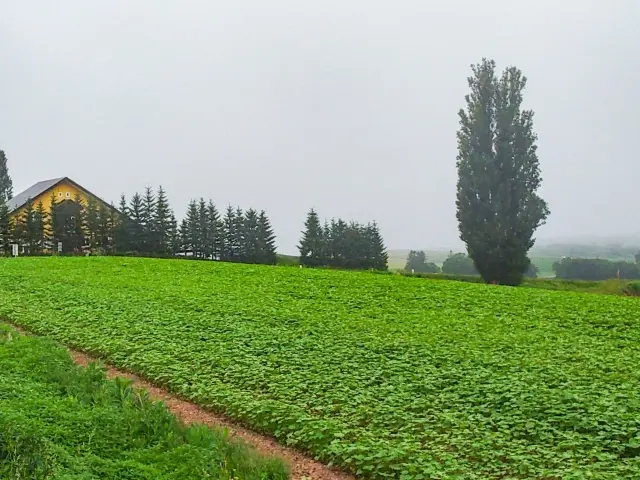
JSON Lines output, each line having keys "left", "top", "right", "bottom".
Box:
{"left": 553, "top": 257, "right": 640, "bottom": 281}
{"left": 404, "top": 250, "right": 441, "bottom": 274}
{"left": 276, "top": 254, "right": 300, "bottom": 266}
{"left": 442, "top": 253, "right": 478, "bottom": 276}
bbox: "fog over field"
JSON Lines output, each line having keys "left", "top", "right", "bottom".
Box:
{"left": 1, "top": 0, "right": 638, "bottom": 253}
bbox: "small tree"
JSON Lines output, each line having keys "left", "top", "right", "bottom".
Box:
{"left": 141, "top": 186, "right": 157, "bottom": 253}
{"left": 33, "top": 201, "right": 48, "bottom": 254}
{"left": 298, "top": 209, "right": 326, "bottom": 267}
{"left": 442, "top": 253, "right": 478, "bottom": 276}
{"left": 405, "top": 250, "right": 440, "bottom": 274}
{"left": 207, "top": 201, "right": 222, "bottom": 260}
{"left": 636, "top": 251, "right": 640, "bottom": 265}
{"left": 456, "top": 58, "right": 549, "bottom": 285}
{"left": 221, "top": 205, "right": 236, "bottom": 262}
{"left": 257, "top": 210, "right": 277, "bottom": 265}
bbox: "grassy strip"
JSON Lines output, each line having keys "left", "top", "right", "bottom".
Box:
{"left": 0, "top": 323, "right": 289, "bottom": 480}
{"left": 393, "top": 270, "right": 640, "bottom": 295}
{"left": 2, "top": 257, "right": 640, "bottom": 478}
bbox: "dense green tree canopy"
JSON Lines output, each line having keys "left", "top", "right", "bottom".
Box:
{"left": 456, "top": 59, "right": 549, "bottom": 285}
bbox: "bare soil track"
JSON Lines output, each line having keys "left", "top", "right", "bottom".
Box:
{"left": 8, "top": 324, "right": 354, "bottom": 480}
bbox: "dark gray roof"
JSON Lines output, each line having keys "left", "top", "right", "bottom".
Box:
{"left": 5, "top": 177, "right": 65, "bottom": 212}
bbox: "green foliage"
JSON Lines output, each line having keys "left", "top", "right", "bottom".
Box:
{"left": 404, "top": 250, "right": 440, "bottom": 273}
{"left": 299, "top": 210, "right": 387, "bottom": 270}
{"left": 0, "top": 324, "right": 288, "bottom": 479}
{"left": 553, "top": 257, "right": 640, "bottom": 281}
{"left": 0, "top": 149, "right": 12, "bottom": 203}
{"left": 456, "top": 59, "right": 549, "bottom": 286}
{"left": 442, "top": 252, "right": 478, "bottom": 275}
{"left": 3, "top": 257, "right": 640, "bottom": 478}
{"left": 0, "top": 202, "right": 10, "bottom": 255}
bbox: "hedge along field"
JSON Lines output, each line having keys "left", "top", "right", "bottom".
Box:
{"left": 1, "top": 257, "right": 640, "bottom": 479}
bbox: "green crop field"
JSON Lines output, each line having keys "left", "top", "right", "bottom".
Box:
{"left": 0, "top": 323, "right": 288, "bottom": 479}
{"left": 1, "top": 257, "right": 640, "bottom": 479}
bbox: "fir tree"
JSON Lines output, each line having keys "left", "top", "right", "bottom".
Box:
{"left": 198, "top": 198, "right": 210, "bottom": 259}
{"left": 0, "top": 150, "right": 13, "bottom": 203}
{"left": 0, "top": 202, "right": 10, "bottom": 255}
{"left": 233, "top": 207, "right": 245, "bottom": 261}
{"left": 141, "top": 186, "right": 157, "bottom": 253}
{"left": 367, "top": 222, "right": 388, "bottom": 270}
{"left": 185, "top": 200, "right": 201, "bottom": 257}
{"left": 85, "top": 197, "right": 100, "bottom": 251}
{"left": 65, "top": 193, "right": 86, "bottom": 253}
{"left": 49, "top": 193, "right": 64, "bottom": 252}
{"left": 168, "top": 213, "right": 179, "bottom": 255}
{"left": 114, "top": 195, "right": 131, "bottom": 253}
{"left": 155, "top": 186, "right": 172, "bottom": 254}
{"left": 128, "top": 193, "right": 145, "bottom": 252}
{"left": 207, "top": 201, "right": 222, "bottom": 260}
{"left": 257, "top": 210, "right": 277, "bottom": 265}
{"left": 33, "top": 201, "right": 48, "bottom": 254}
{"left": 221, "top": 205, "right": 236, "bottom": 262}
{"left": 179, "top": 218, "right": 190, "bottom": 255}
{"left": 298, "top": 209, "right": 326, "bottom": 267}
{"left": 242, "top": 208, "right": 260, "bottom": 264}
{"left": 98, "top": 204, "right": 113, "bottom": 253}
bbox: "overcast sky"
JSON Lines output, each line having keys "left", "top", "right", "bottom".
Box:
{"left": 1, "top": 1, "right": 638, "bottom": 253}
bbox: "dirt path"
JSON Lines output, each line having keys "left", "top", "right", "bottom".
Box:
{"left": 9, "top": 324, "right": 354, "bottom": 480}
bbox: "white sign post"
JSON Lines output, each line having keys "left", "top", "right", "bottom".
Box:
{"left": 57, "top": 242, "right": 63, "bottom": 253}
{"left": 11, "top": 244, "right": 18, "bottom": 257}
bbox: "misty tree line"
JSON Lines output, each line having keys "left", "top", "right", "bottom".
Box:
{"left": 0, "top": 184, "right": 278, "bottom": 266}
{"left": 298, "top": 209, "right": 387, "bottom": 270}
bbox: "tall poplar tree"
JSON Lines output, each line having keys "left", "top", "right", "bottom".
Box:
{"left": 456, "top": 58, "right": 549, "bottom": 285}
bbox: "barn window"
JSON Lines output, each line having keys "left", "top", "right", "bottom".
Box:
{"left": 58, "top": 192, "right": 63, "bottom": 197}
{"left": 66, "top": 192, "right": 71, "bottom": 198}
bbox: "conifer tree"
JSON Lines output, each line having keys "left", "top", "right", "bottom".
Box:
{"left": 168, "top": 213, "right": 179, "bottom": 255}
{"left": 49, "top": 193, "right": 64, "bottom": 252}
{"left": 257, "top": 210, "right": 277, "bottom": 265}
{"left": 99, "top": 204, "right": 114, "bottom": 253}
{"left": 367, "top": 222, "right": 388, "bottom": 270}
{"left": 13, "top": 200, "right": 34, "bottom": 254}
{"left": 128, "top": 193, "right": 145, "bottom": 252}
{"left": 0, "top": 150, "right": 13, "bottom": 203}
{"left": 221, "top": 205, "right": 236, "bottom": 262}
{"left": 198, "top": 198, "right": 210, "bottom": 259}
{"left": 207, "top": 201, "right": 222, "bottom": 260}
{"left": 233, "top": 207, "right": 245, "bottom": 261}
{"left": 185, "top": 200, "right": 201, "bottom": 257}
{"left": 155, "top": 186, "right": 172, "bottom": 254}
{"left": 0, "top": 202, "right": 10, "bottom": 255}
{"left": 85, "top": 197, "right": 100, "bottom": 251}
{"left": 33, "top": 201, "right": 48, "bottom": 254}
{"left": 66, "top": 193, "right": 86, "bottom": 253}
{"left": 242, "top": 208, "right": 260, "bottom": 263}
{"left": 141, "top": 186, "right": 157, "bottom": 253}
{"left": 179, "top": 218, "right": 190, "bottom": 255}
{"left": 298, "top": 209, "right": 326, "bottom": 267}
{"left": 114, "top": 195, "right": 131, "bottom": 253}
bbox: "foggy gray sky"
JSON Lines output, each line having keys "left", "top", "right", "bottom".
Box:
{"left": 2, "top": 1, "right": 638, "bottom": 254}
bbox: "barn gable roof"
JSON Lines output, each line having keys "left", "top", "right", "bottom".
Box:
{"left": 5, "top": 177, "right": 66, "bottom": 213}
{"left": 5, "top": 176, "right": 119, "bottom": 214}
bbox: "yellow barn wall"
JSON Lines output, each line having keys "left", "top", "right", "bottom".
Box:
{"left": 9, "top": 179, "right": 111, "bottom": 221}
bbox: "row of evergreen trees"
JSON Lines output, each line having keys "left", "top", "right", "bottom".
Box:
{"left": 3, "top": 186, "right": 278, "bottom": 265}
{"left": 298, "top": 209, "right": 388, "bottom": 270}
